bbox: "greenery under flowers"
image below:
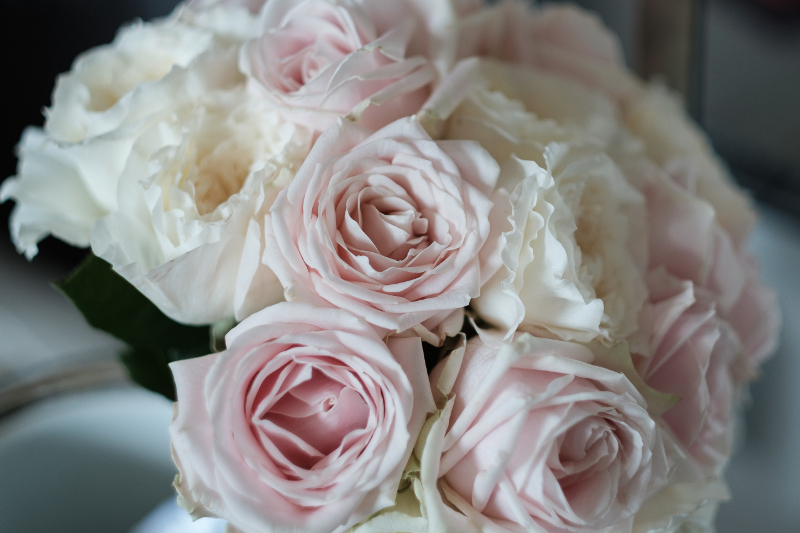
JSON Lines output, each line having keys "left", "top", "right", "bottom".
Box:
{"left": 56, "top": 254, "right": 211, "bottom": 399}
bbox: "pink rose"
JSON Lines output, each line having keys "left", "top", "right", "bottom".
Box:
{"left": 726, "top": 257, "right": 780, "bottom": 375}
{"left": 241, "top": 0, "right": 448, "bottom": 132}
{"left": 641, "top": 163, "right": 779, "bottom": 377}
{"left": 169, "top": 302, "right": 435, "bottom": 533}
{"left": 457, "top": 1, "right": 638, "bottom": 102}
{"left": 265, "top": 117, "right": 500, "bottom": 342}
{"left": 637, "top": 269, "right": 739, "bottom": 475}
{"left": 426, "top": 334, "right": 671, "bottom": 532}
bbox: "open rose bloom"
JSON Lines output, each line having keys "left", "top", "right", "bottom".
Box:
{"left": 420, "top": 334, "right": 673, "bottom": 533}
{"left": 2, "top": 1, "right": 781, "bottom": 532}
{"left": 170, "top": 303, "right": 435, "bottom": 533}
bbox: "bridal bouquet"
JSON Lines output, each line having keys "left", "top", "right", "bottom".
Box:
{"left": 2, "top": 0, "right": 780, "bottom": 532}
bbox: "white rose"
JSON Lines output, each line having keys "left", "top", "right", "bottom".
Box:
{"left": 92, "top": 59, "right": 311, "bottom": 325}
{"left": 45, "top": 18, "right": 214, "bottom": 144}
{"left": 422, "top": 59, "right": 620, "bottom": 156}
{"left": 424, "top": 59, "right": 649, "bottom": 344}
{"left": 1, "top": 46, "right": 242, "bottom": 260}
{"left": 185, "top": 0, "right": 266, "bottom": 14}
{"left": 441, "top": 75, "right": 591, "bottom": 167}
{"left": 178, "top": 0, "right": 262, "bottom": 43}
{"left": 1, "top": 126, "right": 132, "bottom": 258}
{"left": 0, "top": 15, "right": 235, "bottom": 259}
{"left": 472, "top": 143, "right": 647, "bottom": 344}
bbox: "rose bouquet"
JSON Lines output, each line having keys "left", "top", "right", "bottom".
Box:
{"left": 2, "top": 0, "right": 780, "bottom": 532}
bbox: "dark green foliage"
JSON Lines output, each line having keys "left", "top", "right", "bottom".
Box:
{"left": 55, "top": 254, "right": 212, "bottom": 400}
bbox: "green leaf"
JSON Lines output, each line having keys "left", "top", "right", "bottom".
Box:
{"left": 119, "top": 347, "right": 179, "bottom": 400}
{"left": 55, "top": 254, "right": 211, "bottom": 352}
{"left": 55, "top": 254, "right": 212, "bottom": 399}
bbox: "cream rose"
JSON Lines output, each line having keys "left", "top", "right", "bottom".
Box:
{"left": 624, "top": 85, "right": 756, "bottom": 249}
{"left": 420, "top": 60, "right": 648, "bottom": 345}
{"left": 0, "top": 10, "right": 263, "bottom": 261}
{"left": 421, "top": 59, "right": 620, "bottom": 152}
{"left": 170, "top": 302, "right": 435, "bottom": 533}
{"left": 631, "top": 479, "right": 727, "bottom": 533}
{"left": 186, "top": 0, "right": 266, "bottom": 14}
{"left": 418, "top": 334, "right": 671, "bottom": 532}
{"left": 179, "top": 0, "right": 263, "bottom": 43}
{"left": 0, "top": 18, "right": 219, "bottom": 259}
{"left": 240, "top": 0, "right": 451, "bottom": 132}
{"left": 45, "top": 18, "right": 214, "bottom": 144}
{"left": 451, "top": 1, "right": 755, "bottom": 259}
{"left": 2, "top": 126, "right": 124, "bottom": 258}
{"left": 91, "top": 56, "right": 312, "bottom": 324}
{"left": 472, "top": 143, "right": 647, "bottom": 345}
{"left": 265, "top": 117, "right": 500, "bottom": 342}
{"left": 422, "top": 61, "right": 620, "bottom": 167}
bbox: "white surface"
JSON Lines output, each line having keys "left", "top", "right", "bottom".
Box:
{"left": 0, "top": 247, "right": 123, "bottom": 378}
{"left": 0, "top": 387, "right": 177, "bottom": 532}
{"left": 132, "top": 498, "right": 226, "bottom": 533}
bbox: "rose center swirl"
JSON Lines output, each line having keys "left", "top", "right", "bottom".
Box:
{"left": 550, "top": 413, "right": 625, "bottom": 521}
{"left": 358, "top": 189, "right": 428, "bottom": 259}
{"left": 266, "top": 2, "right": 375, "bottom": 91}
{"left": 249, "top": 363, "right": 371, "bottom": 470}
{"left": 335, "top": 170, "right": 440, "bottom": 275}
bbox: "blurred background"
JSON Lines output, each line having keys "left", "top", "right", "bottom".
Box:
{"left": 0, "top": 0, "right": 798, "bottom": 531}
